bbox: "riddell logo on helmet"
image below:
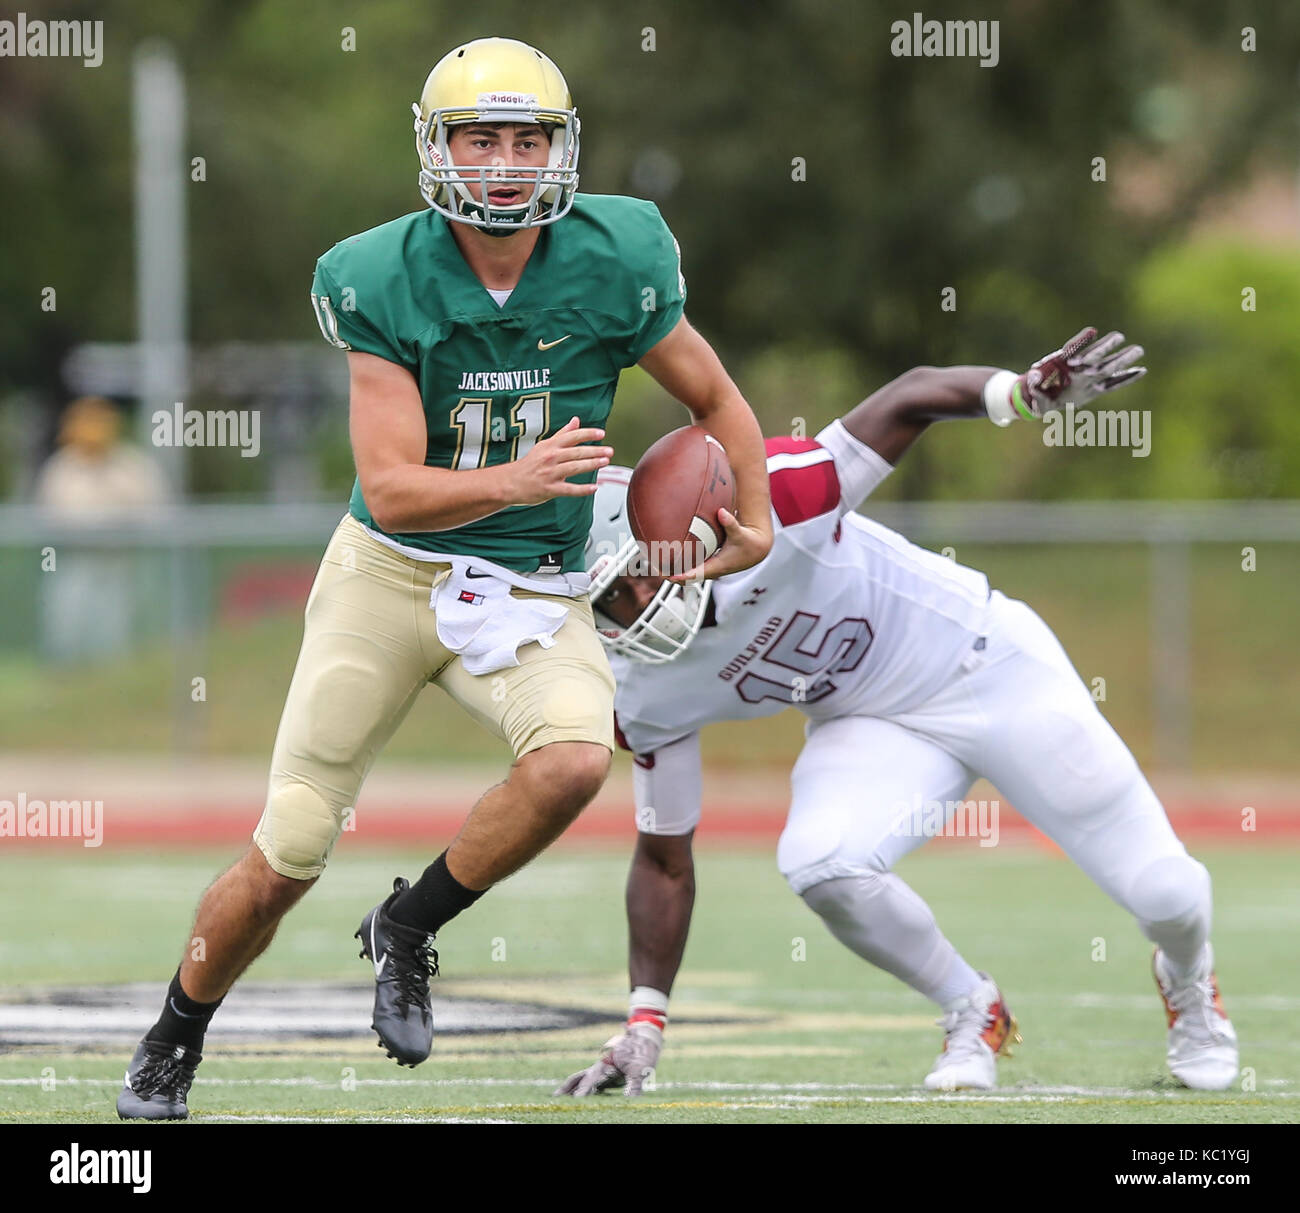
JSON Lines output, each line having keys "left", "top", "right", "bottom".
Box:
{"left": 477, "top": 91, "right": 537, "bottom": 107}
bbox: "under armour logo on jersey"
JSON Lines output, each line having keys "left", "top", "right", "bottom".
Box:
{"left": 742, "top": 587, "right": 768, "bottom": 606}
{"left": 458, "top": 590, "right": 485, "bottom": 606}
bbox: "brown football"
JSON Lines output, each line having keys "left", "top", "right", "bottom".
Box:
{"left": 627, "top": 426, "right": 736, "bottom": 576}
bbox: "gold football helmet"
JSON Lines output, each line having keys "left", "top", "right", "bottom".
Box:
{"left": 412, "top": 37, "right": 580, "bottom": 233}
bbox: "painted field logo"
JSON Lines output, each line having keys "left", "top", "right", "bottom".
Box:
{"left": 1043, "top": 405, "right": 1152, "bottom": 458}
{"left": 0, "top": 13, "right": 103, "bottom": 67}
{"left": 890, "top": 13, "right": 999, "bottom": 67}
{"left": 50, "top": 1144, "right": 151, "bottom": 1194}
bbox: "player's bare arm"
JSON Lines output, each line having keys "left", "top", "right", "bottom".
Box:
{"left": 348, "top": 351, "right": 612, "bottom": 532}
{"left": 554, "top": 829, "right": 693, "bottom": 1096}
{"left": 841, "top": 365, "right": 1002, "bottom": 464}
{"left": 637, "top": 316, "right": 772, "bottom": 581}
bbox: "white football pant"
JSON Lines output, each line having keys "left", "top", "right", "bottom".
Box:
{"left": 779, "top": 591, "right": 1212, "bottom": 1002}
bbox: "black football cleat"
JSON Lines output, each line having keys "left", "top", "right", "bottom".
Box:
{"left": 116, "top": 1038, "right": 202, "bottom": 1120}
{"left": 355, "top": 877, "right": 439, "bottom": 1067}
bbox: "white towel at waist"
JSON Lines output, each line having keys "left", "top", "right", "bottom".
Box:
{"left": 432, "top": 562, "right": 572, "bottom": 676}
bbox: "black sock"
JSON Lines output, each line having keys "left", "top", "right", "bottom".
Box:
{"left": 145, "top": 969, "right": 223, "bottom": 1054}
{"left": 388, "top": 851, "right": 486, "bottom": 935}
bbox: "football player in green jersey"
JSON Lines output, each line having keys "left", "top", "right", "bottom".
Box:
{"left": 118, "top": 36, "right": 772, "bottom": 1118}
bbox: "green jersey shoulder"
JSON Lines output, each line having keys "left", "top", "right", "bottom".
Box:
{"left": 311, "top": 194, "right": 684, "bottom": 369}
{"left": 309, "top": 195, "right": 685, "bottom": 573}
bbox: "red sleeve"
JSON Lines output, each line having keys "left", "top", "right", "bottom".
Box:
{"left": 764, "top": 437, "right": 841, "bottom": 527}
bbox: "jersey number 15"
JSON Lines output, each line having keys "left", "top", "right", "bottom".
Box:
{"left": 735, "top": 611, "right": 874, "bottom": 706}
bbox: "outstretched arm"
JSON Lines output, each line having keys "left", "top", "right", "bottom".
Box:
{"left": 841, "top": 365, "right": 1001, "bottom": 464}
{"left": 841, "top": 327, "right": 1146, "bottom": 465}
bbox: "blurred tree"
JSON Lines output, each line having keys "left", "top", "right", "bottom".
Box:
{"left": 1, "top": 0, "right": 1296, "bottom": 497}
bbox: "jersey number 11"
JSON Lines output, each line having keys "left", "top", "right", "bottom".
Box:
{"left": 449, "top": 394, "right": 550, "bottom": 469}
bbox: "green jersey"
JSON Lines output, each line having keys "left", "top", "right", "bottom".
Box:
{"left": 310, "top": 194, "right": 685, "bottom": 573}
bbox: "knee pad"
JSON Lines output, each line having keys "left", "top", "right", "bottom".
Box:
{"left": 778, "top": 814, "right": 860, "bottom": 895}
{"left": 1126, "top": 853, "right": 1211, "bottom": 932}
{"left": 781, "top": 836, "right": 887, "bottom": 896}
{"left": 254, "top": 781, "right": 344, "bottom": 880}
{"left": 800, "top": 868, "right": 887, "bottom": 921}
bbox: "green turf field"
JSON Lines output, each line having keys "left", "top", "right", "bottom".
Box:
{"left": 0, "top": 841, "right": 1294, "bottom": 1124}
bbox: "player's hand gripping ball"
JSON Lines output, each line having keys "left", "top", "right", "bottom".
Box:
{"left": 627, "top": 426, "right": 736, "bottom": 577}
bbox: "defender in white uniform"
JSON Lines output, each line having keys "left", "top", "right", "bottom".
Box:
{"left": 558, "top": 328, "right": 1239, "bottom": 1095}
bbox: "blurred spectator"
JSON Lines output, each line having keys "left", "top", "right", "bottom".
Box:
{"left": 35, "top": 397, "right": 169, "bottom": 515}
{"left": 35, "top": 397, "right": 170, "bottom": 661}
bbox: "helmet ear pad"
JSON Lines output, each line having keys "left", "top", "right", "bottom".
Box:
{"left": 539, "top": 116, "right": 579, "bottom": 203}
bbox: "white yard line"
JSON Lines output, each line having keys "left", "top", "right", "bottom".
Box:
{"left": 201, "top": 1114, "right": 521, "bottom": 1124}
{"left": 1, "top": 1075, "right": 1288, "bottom": 1099}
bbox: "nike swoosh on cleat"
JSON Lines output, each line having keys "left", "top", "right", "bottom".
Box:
{"left": 369, "top": 916, "right": 387, "bottom": 977}
{"left": 537, "top": 335, "right": 571, "bottom": 351}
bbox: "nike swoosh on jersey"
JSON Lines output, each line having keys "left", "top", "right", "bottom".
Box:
{"left": 537, "top": 335, "right": 571, "bottom": 351}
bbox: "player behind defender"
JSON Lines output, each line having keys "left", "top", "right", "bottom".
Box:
{"left": 559, "top": 329, "right": 1238, "bottom": 1095}
{"left": 118, "top": 37, "right": 772, "bottom": 1119}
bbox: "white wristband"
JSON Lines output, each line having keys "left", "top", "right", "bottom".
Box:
{"left": 982, "top": 370, "right": 1021, "bottom": 427}
{"left": 629, "top": 986, "right": 670, "bottom": 1016}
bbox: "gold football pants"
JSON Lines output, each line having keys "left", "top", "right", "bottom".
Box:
{"left": 253, "top": 514, "right": 615, "bottom": 879}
